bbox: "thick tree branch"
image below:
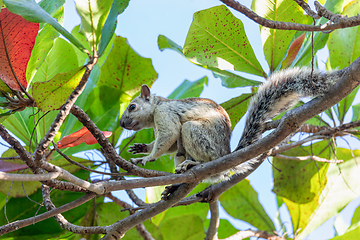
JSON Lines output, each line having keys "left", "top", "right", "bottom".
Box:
{"left": 220, "top": 0, "right": 360, "bottom": 31}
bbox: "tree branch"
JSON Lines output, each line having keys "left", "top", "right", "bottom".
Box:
{"left": 0, "top": 171, "right": 60, "bottom": 181}
{"left": 220, "top": 0, "right": 360, "bottom": 31}
{"left": 206, "top": 199, "right": 220, "bottom": 240}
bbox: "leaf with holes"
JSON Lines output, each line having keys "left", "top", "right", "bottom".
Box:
{"left": 0, "top": 8, "right": 38, "bottom": 91}
{"left": 57, "top": 126, "right": 112, "bottom": 149}
{"left": 32, "top": 66, "right": 85, "bottom": 111}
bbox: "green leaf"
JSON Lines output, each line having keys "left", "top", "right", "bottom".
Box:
{"left": 221, "top": 93, "right": 254, "bottom": 130}
{"left": 273, "top": 141, "right": 331, "bottom": 236}
{"left": 32, "top": 66, "right": 86, "bottom": 111}
{"left": 158, "top": 34, "right": 262, "bottom": 88}
{"left": 347, "top": 204, "right": 360, "bottom": 232}
{"left": 168, "top": 76, "right": 208, "bottom": 99}
{"left": 334, "top": 86, "right": 359, "bottom": 123}
{"left": 2, "top": 108, "right": 40, "bottom": 147}
{"left": 330, "top": 226, "right": 360, "bottom": 240}
{"left": 0, "top": 177, "right": 41, "bottom": 198}
{"left": 158, "top": 34, "right": 183, "bottom": 55}
{"left": 287, "top": 148, "right": 360, "bottom": 239}
{"left": 352, "top": 103, "right": 360, "bottom": 121}
{"left": 219, "top": 179, "right": 275, "bottom": 231}
{"left": 206, "top": 219, "right": 238, "bottom": 239}
{"left": 31, "top": 38, "right": 79, "bottom": 85}
{"left": 328, "top": 1, "right": 360, "bottom": 69}
{"left": 26, "top": 23, "right": 60, "bottom": 85}
{"left": 295, "top": 0, "right": 344, "bottom": 67}
{"left": 0, "top": 79, "right": 11, "bottom": 92}
{"left": 183, "top": 5, "right": 265, "bottom": 77}
{"left": 99, "top": 36, "right": 158, "bottom": 96}
{"left": 212, "top": 68, "right": 261, "bottom": 88}
{"left": 4, "top": 0, "right": 88, "bottom": 53}
{"left": 74, "top": 0, "right": 112, "bottom": 52}
{"left": 98, "top": 0, "right": 130, "bottom": 57}
{"left": 252, "top": 0, "right": 311, "bottom": 72}
{"left": 159, "top": 214, "right": 206, "bottom": 240}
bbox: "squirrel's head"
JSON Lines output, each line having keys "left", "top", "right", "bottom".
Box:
{"left": 120, "top": 85, "right": 155, "bottom": 131}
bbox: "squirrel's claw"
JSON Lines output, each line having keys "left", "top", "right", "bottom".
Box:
{"left": 128, "top": 143, "right": 147, "bottom": 154}
{"left": 130, "top": 156, "right": 154, "bottom": 166}
{"left": 175, "top": 159, "right": 200, "bottom": 173}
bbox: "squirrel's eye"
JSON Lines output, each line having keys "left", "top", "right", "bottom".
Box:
{"left": 128, "top": 104, "right": 136, "bottom": 112}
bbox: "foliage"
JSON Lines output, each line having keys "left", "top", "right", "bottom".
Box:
{"left": 0, "top": 0, "right": 359, "bottom": 239}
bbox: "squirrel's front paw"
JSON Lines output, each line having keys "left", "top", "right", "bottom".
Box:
{"left": 130, "top": 156, "right": 154, "bottom": 166}
{"left": 128, "top": 143, "right": 147, "bottom": 154}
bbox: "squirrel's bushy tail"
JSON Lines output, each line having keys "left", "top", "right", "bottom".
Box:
{"left": 236, "top": 67, "right": 345, "bottom": 151}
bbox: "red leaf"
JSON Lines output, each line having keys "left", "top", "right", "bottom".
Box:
{"left": 0, "top": 160, "right": 28, "bottom": 172}
{"left": 0, "top": 9, "right": 39, "bottom": 91}
{"left": 57, "top": 126, "right": 112, "bottom": 149}
{"left": 282, "top": 33, "right": 305, "bottom": 69}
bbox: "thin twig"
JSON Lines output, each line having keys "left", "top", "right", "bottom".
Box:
{"left": 274, "top": 154, "right": 343, "bottom": 163}
{"left": 0, "top": 171, "right": 60, "bottom": 181}
{"left": 52, "top": 141, "right": 128, "bottom": 177}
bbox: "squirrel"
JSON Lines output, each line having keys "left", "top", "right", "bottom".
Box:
{"left": 120, "top": 67, "right": 345, "bottom": 177}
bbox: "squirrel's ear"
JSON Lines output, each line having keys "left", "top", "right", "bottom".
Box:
{"left": 140, "top": 85, "right": 151, "bottom": 101}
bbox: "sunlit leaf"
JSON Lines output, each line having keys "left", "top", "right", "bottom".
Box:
{"left": 0, "top": 8, "right": 38, "bottom": 91}
{"left": 168, "top": 76, "right": 208, "bottom": 99}
{"left": 31, "top": 38, "right": 79, "bottom": 85}
{"left": 252, "top": 0, "right": 311, "bottom": 71}
{"left": 98, "top": 0, "right": 129, "bottom": 57}
{"left": 328, "top": 0, "right": 360, "bottom": 69}
{"left": 296, "top": 148, "right": 360, "bottom": 239}
{"left": 273, "top": 141, "right": 331, "bottom": 236}
{"left": 159, "top": 34, "right": 261, "bottom": 88}
{"left": 99, "top": 36, "right": 158, "bottom": 96}
{"left": 183, "top": 5, "right": 265, "bottom": 77}
{"left": 74, "top": 0, "right": 112, "bottom": 52}
{"left": 26, "top": 1, "right": 64, "bottom": 84}
{"left": 220, "top": 179, "right": 275, "bottom": 231}
{"left": 57, "top": 126, "right": 112, "bottom": 149}
{"left": 32, "top": 66, "right": 86, "bottom": 111}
